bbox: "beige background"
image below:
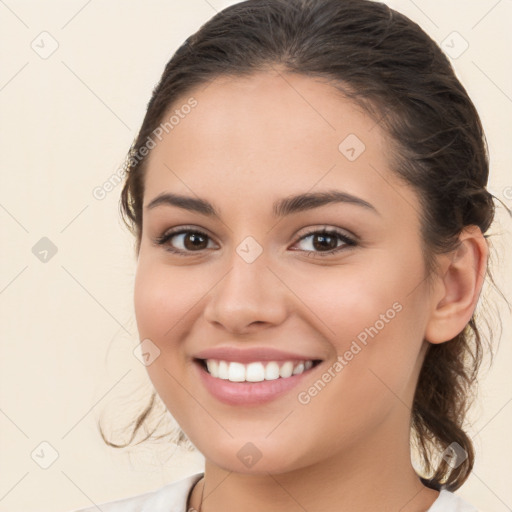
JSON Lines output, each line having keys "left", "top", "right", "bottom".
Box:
{"left": 0, "top": 1, "right": 511, "bottom": 511}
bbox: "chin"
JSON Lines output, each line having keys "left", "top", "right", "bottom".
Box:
{"left": 198, "top": 437, "right": 313, "bottom": 475}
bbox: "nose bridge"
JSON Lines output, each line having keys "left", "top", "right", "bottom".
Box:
{"left": 219, "top": 239, "right": 272, "bottom": 305}
{"left": 203, "top": 237, "right": 287, "bottom": 330}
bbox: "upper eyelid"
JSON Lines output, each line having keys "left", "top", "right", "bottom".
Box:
{"left": 295, "top": 225, "right": 356, "bottom": 240}
{"left": 159, "top": 224, "right": 355, "bottom": 238}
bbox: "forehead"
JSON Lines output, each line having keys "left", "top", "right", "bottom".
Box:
{"left": 142, "top": 71, "right": 418, "bottom": 222}
{"left": 150, "top": 71, "right": 382, "bottom": 163}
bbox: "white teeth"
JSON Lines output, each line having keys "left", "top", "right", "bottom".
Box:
{"left": 203, "top": 359, "right": 316, "bottom": 382}
{"left": 265, "top": 361, "right": 280, "bottom": 380}
{"left": 206, "top": 359, "right": 218, "bottom": 376}
{"left": 246, "top": 362, "right": 265, "bottom": 382}
{"left": 228, "top": 362, "right": 246, "bottom": 382}
{"left": 218, "top": 360, "right": 229, "bottom": 380}
{"left": 292, "top": 362, "right": 304, "bottom": 375}
{"left": 279, "top": 361, "right": 294, "bottom": 378}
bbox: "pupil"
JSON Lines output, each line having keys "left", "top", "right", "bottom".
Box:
{"left": 314, "top": 234, "right": 336, "bottom": 251}
{"left": 185, "top": 233, "right": 206, "bottom": 250}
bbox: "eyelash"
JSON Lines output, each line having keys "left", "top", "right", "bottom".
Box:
{"left": 153, "top": 225, "right": 357, "bottom": 258}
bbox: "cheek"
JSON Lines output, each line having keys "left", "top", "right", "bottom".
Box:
{"left": 134, "top": 259, "right": 205, "bottom": 340}
{"left": 290, "top": 258, "right": 407, "bottom": 349}
{"left": 289, "top": 278, "right": 423, "bottom": 460}
{"left": 133, "top": 260, "right": 197, "bottom": 422}
{"left": 292, "top": 254, "right": 426, "bottom": 395}
{"left": 132, "top": 257, "right": 223, "bottom": 365}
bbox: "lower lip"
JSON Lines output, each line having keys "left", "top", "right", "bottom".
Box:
{"left": 194, "top": 361, "right": 314, "bottom": 406}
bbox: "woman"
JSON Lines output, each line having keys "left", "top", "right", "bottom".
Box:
{"left": 71, "top": 0, "right": 502, "bottom": 510}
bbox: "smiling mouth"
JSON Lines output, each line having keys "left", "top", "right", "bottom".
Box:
{"left": 195, "top": 358, "right": 322, "bottom": 383}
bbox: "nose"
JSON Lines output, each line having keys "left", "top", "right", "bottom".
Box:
{"left": 202, "top": 247, "right": 289, "bottom": 335}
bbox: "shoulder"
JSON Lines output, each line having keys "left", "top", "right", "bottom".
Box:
{"left": 428, "top": 489, "right": 481, "bottom": 512}
{"left": 65, "top": 472, "right": 203, "bottom": 512}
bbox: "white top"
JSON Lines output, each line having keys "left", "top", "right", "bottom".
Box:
{"left": 67, "top": 472, "right": 480, "bottom": 512}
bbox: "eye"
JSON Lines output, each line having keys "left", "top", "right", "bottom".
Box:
{"left": 153, "top": 226, "right": 357, "bottom": 257}
{"left": 291, "top": 228, "right": 357, "bottom": 258}
{"left": 153, "top": 226, "right": 216, "bottom": 256}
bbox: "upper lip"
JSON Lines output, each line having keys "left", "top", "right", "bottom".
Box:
{"left": 193, "top": 346, "right": 322, "bottom": 364}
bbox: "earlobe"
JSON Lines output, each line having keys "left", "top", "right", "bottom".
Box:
{"left": 424, "top": 226, "right": 489, "bottom": 344}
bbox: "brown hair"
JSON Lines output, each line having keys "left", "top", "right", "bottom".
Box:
{"left": 101, "top": 0, "right": 508, "bottom": 492}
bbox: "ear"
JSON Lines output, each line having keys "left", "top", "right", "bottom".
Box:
{"left": 424, "top": 225, "right": 489, "bottom": 344}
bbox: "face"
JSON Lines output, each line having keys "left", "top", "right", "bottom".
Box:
{"left": 134, "top": 71, "right": 436, "bottom": 474}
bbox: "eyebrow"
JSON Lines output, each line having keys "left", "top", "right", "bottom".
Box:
{"left": 145, "top": 190, "right": 380, "bottom": 217}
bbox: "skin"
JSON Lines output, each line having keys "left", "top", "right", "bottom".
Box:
{"left": 133, "top": 70, "right": 488, "bottom": 512}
